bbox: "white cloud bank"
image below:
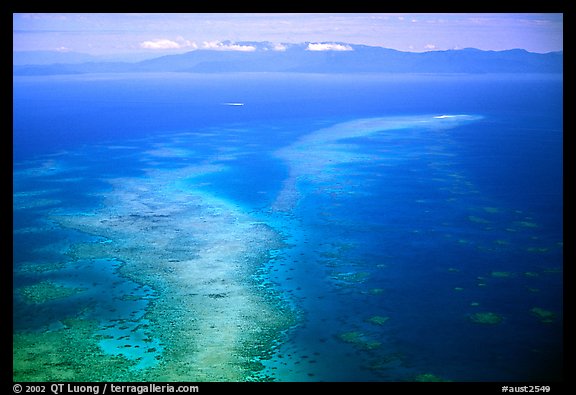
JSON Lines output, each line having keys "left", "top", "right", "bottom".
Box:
{"left": 271, "top": 43, "right": 287, "bottom": 52}
{"left": 139, "top": 40, "right": 357, "bottom": 53}
{"left": 140, "top": 39, "right": 186, "bottom": 50}
{"left": 140, "top": 39, "right": 256, "bottom": 52}
{"left": 306, "top": 43, "right": 353, "bottom": 51}
{"left": 201, "top": 41, "right": 256, "bottom": 52}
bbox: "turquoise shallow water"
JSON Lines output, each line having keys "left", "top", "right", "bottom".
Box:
{"left": 13, "top": 73, "right": 562, "bottom": 381}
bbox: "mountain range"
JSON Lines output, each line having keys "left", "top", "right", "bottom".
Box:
{"left": 13, "top": 42, "right": 563, "bottom": 75}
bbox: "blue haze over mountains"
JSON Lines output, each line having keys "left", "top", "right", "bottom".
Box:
{"left": 13, "top": 41, "right": 563, "bottom": 75}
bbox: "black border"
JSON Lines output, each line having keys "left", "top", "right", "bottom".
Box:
{"left": 7, "top": 2, "right": 571, "bottom": 391}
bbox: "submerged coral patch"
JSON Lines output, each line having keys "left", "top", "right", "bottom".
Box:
{"left": 469, "top": 312, "right": 503, "bottom": 325}
{"left": 468, "top": 215, "right": 491, "bottom": 224}
{"left": 527, "top": 247, "right": 549, "bottom": 253}
{"left": 365, "top": 315, "right": 390, "bottom": 326}
{"left": 336, "top": 331, "right": 381, "bottom": 350}
{"left": 331, "top": 271, "right": 370, "bottom": 284}
{"left": 337, "top": 331, "right": 362, "bottom": 343}
{"left": 491, "top": 271, "right": 513, "bottom": 278}
{"left": 515, "top": 221, "right": 538, "bottom": 228}
{"left": 13, "top": 318, "right": 139, "bottom": 381}
{"left": 18, "top": 281, "right": 85, "bottom": 304}
{"left": 414, "top": 373, "right": 451, "bottom": 382}
{"left": 530, "top": 307, "right": 556, "bottom": 323}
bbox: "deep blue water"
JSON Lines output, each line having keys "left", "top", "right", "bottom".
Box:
{"left": 13, "top": 72, "right": 563, "bottom": 381}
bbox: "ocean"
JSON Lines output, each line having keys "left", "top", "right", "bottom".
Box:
{"left": 13, "top": 72, "right": 563, "bottom": 382}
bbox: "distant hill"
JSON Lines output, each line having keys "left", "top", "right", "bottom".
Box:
{"left": 13, "top": 51, "right": 99, "bottom": 65}
{"left": 13, "top": 42, "right": 563, "bottom": 75}
{"left": 13, "top": 50, "right": 175, "bottom": 66}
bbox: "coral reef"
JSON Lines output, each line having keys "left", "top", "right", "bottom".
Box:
{"left": 13, "top": 318, "right": 138, "bottom": 381}
{"left": 365, "top": 315, "right": 390, "bottom": 326}
{"left": 469, "top": 312, "right": 503, "bottom": 325}
{"left": 331, "top": 271, "right": 370, "bottom": 284}
{"left": 414, "top": 373, "right": 451, "bottom": 382}
{"left": 530, "top": 307, "right": 556, "bottom": 323}
{"left": 491, "top": 271, "right": 513, "bottom": 278}
{"left": 48, "top": 167, "right": 297, "bottom": 381}
{"left": 18, "top": 281, "right": 85, "bottom": 304}
{"left": 336, "top": 331, "right": 381, "bottom": 350}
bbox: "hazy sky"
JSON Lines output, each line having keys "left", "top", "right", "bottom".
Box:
{"left": 13, "top": 13, "right": 563, "bottom": 55}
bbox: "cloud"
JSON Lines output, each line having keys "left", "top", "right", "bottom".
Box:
{"left": 140, "top": 39, "right": 257, "bottom": 52}
{"left": 424, "top": 43, "right": 437, "bottom": 50}
{"left": 201, "top": 41, "right": 256, "bottom": 51}
{"left": 140, "top": 39, "right": 183, "bottom": 50}
{"left": 306, "top": 43, "right": 353, "bottom": 51}
{"left": 271, "top": 43, "right": 287, "bottom": 52}
{"left": 140, "top": 37, "right": 199, "bottom": 50}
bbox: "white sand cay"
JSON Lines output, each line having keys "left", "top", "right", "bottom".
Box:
{"left": 271, "top": 115, "right": 483, "bottom": 212}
